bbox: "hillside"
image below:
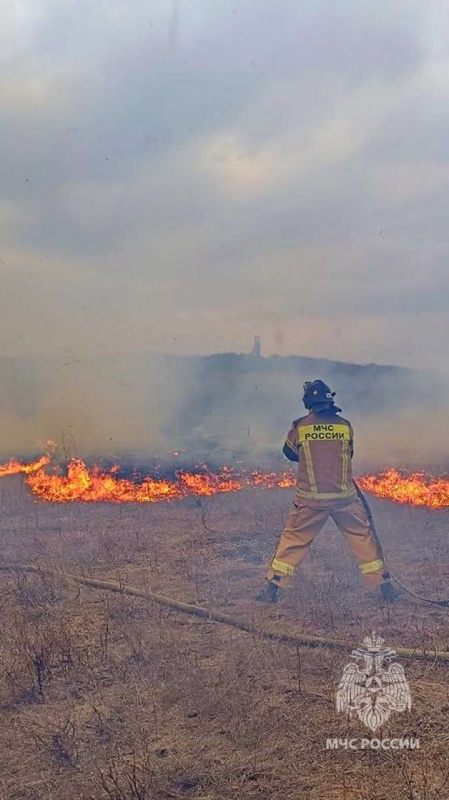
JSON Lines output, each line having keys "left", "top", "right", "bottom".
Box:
{"left": 0, "top": 352, "right": 437, "bottom": 467}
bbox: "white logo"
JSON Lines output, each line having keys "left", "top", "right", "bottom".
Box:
{"left": 336, "top": 632, "right": 412, "bottom": 732}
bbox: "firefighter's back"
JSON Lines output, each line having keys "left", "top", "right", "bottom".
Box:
{"left": 295, "top": 411, "right": 355, "bottom": 501}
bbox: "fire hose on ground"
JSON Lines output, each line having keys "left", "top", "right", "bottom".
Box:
{"left": 0, "top": 562, "right": 448, "bottom": 663}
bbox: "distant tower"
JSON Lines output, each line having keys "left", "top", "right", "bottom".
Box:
{"left": 251, "top": 335, "right": 261, "bottom": 357}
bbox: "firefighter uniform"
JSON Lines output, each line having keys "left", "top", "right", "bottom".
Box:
{"left": 265, "top": 407, "right": 388, "bottom": 592}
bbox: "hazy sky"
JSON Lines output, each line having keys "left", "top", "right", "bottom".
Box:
{"left": 2, "top": 0, "right": 449, "bottom": 369}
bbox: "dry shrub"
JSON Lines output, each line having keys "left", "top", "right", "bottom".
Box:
{"left": 0, "top": 487, "right": 449, "bottom": 800}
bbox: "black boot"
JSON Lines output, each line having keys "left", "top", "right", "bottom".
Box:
{"left": 380, "top": 580, "right": 399, "bottom": 603}
{"left": 256, "top": 581, "right": 280, "bottom": 603}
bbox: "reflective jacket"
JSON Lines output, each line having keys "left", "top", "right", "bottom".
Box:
{"left": 283, "top": 410, "right": 356, "bottom": 501}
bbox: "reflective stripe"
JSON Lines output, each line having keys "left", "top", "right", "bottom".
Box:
{"left": 341, "top": 440, "right": 350, "bottom": 491}
{"left": 295, "top": 487, "right": 356, "bottom": 501}
{"left": 360, "top": 558, "right": 385, "bottom": 575}
{"left": 302, "top": 441, "right": 317, "bottom": 494}
{"left": 285, "top": 436, "right": 299, "bottom": 453}
{"left": 271, "top": 558, "right": 296, "bottom": 576}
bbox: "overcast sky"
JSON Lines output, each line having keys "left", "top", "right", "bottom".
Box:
{"left": 1, "top": 0, "right": 449, "bottom": 369}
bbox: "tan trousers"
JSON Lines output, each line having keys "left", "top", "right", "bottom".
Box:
{"left": 266, "top": 496, "right": 386, "bottom": 589}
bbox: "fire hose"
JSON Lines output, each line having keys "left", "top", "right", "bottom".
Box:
{"left": 353, "top": 481, "right": 449, "bottom": 608}
{"left": 0, "top": 562, "right": 448, "bottom": 662}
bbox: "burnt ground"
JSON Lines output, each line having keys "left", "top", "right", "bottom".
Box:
{"left": 0, "top": 475, "right": 449, "bottom": 800}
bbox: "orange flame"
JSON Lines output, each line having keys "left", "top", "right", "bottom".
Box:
{"left": 24, "top": 460, "right": 296, "bottom": 503}
{"left": 0, "top": 454, "right": 51, "bottom": 478}
{"left": 1, "top": 453, "right": 449, "bottom": 508}
{"left": 26, "top": 459, "right": 185, "bottom": 503}
{"left": 357, "top": 469, "right": 449, "bottom": 510}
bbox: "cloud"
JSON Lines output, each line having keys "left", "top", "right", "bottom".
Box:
{"left": 0, "top": 0, "right": 448, "bottom": 374}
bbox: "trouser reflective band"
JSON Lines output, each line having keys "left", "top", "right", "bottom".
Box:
{"left": 359, "top": 558, "right": 385, "bottom": 575}
{"left": 271, "top": 558, "right": 296, "bottom": 576}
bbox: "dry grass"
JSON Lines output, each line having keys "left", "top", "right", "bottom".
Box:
{"left": 0, "top": 475, "right": 449, "bottom": 799}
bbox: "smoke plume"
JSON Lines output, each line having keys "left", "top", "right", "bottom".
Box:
{"left": 0, "top": 352, "right": 446, "bottom": 474}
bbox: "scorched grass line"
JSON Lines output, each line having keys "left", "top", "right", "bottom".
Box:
{"left": 1, "top": 563, "right": 449, "bottom": 663}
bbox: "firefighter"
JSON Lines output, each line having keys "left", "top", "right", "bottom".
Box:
{"left": 257, "top": 380, "right": 399, "bottom": 604}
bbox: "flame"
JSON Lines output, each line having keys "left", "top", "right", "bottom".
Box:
{"left": 1, "top": 453, "right": 449, "bottom": 508}
{"left": 0, "top": 441, "right": 55, "bottom": 479}
{"left": 26, "top": 459, "right": 186, "bottom": 503}
{"left": 0, "top": 454, "right": 51, "bottom": 478}
{"left": 357, "top": 469, "right": 449, "bottom": 510}
{"left": 24, "top": 460, "right": 296, "bottom": 503}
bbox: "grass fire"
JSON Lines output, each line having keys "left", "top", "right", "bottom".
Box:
{"left": 2, "top": 453, "right": 449, "bottom": 508}
{"left": 1, "top": 451, "right": 449, "bottom": 800}
{"left": 3, "top": 0, "right": 449, "bottom": 792}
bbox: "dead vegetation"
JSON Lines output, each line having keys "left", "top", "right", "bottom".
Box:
{"left": 0, "top": 475, "right": 448, "bottom": 799}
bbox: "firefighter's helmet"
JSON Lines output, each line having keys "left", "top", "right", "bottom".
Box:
{"left": 302, "top": 380, "right": 340, "bottom": 411}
